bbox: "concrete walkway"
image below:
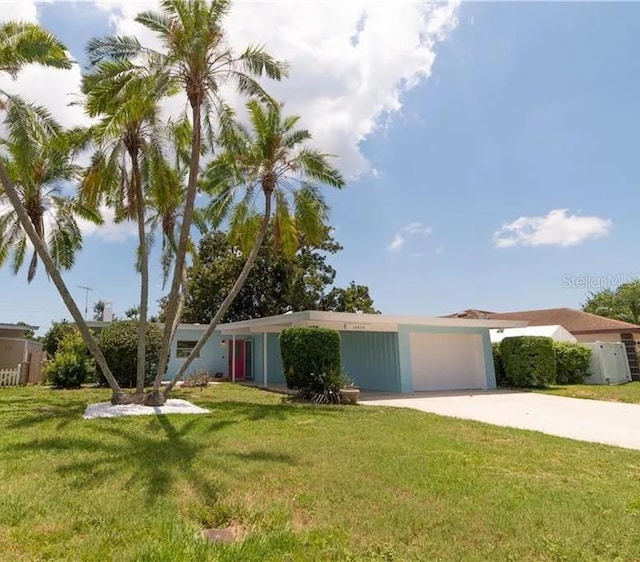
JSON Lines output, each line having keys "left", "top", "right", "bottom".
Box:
{"left": 362, "top": 391, "right": 640, "bottom": 451}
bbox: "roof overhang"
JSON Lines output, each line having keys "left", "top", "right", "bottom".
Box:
{"left": 218, "top": 310, "right": 528, "bottom": 335}
{"left": 572, "top": 328, "right": 640, "bottom": 335}
{"left": 0, "top": 323, "right": 38, "bottom": 331}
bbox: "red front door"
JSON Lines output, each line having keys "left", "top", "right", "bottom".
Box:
{"left": 228, "top": 340, "right": 246, "bottom": 380}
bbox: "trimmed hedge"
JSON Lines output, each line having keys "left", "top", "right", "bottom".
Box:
{"left": 97, "top": 321, "right": 163, "bottom": 388}
{"left": 492, "top": 343, "right": 506, "bottom": 386}
{"left": 554, "top": 341, "right": 592, "bottom": 385}
{"left": 280, "top": 327, "right": 341, "bottom": 390}
{"left": 500, "top": 336, "right": 556, "bottom": 388}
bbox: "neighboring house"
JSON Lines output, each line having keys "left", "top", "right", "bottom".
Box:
{"left": 490, "top": 325, "right": 577, "bottom": 344}
{"left": 91, "top": 311, "right": 525, "bottom": 393}
{"left": 446, "top": 308, "right": 640, "bottom": 381}
{"left": 0, "top": 323, "right": 44, "bottom": 383}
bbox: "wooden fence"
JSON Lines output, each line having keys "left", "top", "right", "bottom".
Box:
{"left": 0, "top": 366, "right": 22, "bottom": 387}
{"left": 0, "top": 362, "right": 46, "bottom": 387}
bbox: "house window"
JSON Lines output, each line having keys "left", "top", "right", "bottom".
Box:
{"left": 176, "top": 341, "right": 199, "bottom": 359}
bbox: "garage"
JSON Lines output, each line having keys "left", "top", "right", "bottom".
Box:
{"left": 409, "top": 332, "right": 486, "bottom": 391}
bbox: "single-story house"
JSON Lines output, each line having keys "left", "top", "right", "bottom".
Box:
{"left": 446, "top": 308, "right": 640, "bottom": 381}
{"left": 168, "top": 311, "right": 526, "bottom": 392}
{"left": 0, "top": 323, "right": 44, "bottom": 383}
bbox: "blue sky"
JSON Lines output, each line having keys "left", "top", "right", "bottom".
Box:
{"left": 1, "top": 1, "right": 640, "bottom": 332}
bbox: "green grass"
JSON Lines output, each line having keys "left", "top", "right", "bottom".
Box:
{"left": 538, "top": 381, "right": 640, "bottom": 404}
{"left": 1, "top": 384, "right": 640, "bottom": 561}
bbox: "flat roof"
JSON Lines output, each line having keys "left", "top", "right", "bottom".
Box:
{"left": 86, "top": 321, "right": 208, "bottom": 331}
{"left": 0, "top": 323, "right": 38, "bottom": 331}
{"left": 218, "top": 310, "right": 527, "bottom": 334}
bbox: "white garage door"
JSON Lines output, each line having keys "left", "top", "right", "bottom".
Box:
{"left": 410, "top": 333, "right": 487, "bottom": 391}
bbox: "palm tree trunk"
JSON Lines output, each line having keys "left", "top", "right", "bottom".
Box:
{"left": 131, "top": 155, "right": 148, "bottom": 395}
{"left": 169, "top": 264, "right": 188, "bottom": 345}
{"left": 163, "top": 192, "right": 273, "bottom": 397}
{"left": 155, "top": 102, "right": 202, "bottom": 388}
{"left": 0, "top": 159, "right": 126, "bottom": 403}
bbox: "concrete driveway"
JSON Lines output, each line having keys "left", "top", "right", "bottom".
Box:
{"left": 362, "top": 391, "right": 640, "bottom": 450}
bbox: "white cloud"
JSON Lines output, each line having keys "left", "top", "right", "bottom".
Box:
{"left": 388, "top": 233, "right": 405, "bottom": 252}
{"left": 493, "top": 209, "right": 612, "bottom": 248}
{"left": 93, "top": 0, "right": 460, "bottom": 178}
{"left": 388, "top": 220, "right": 432, "bottom": 252}
{"left": 77, "top": 206, "right": 138, "bottom": 242}
{"left": 404, "top": 221, "right": 432, "bottom": 235}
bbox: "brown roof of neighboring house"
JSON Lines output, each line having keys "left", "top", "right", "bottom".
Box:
{"left": 442, "top": 308, "right": 640, "bottom": 333}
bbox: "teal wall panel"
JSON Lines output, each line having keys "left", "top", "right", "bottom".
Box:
{"left": 340, "top": 331, "right": 401, "bottom": 392}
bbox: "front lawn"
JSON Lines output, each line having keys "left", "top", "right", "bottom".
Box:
{"left": 538, "top": 381, "right": 640, "bottom": 404}
{"left": 1, "top": 384, "right": 640, "bottom": 561}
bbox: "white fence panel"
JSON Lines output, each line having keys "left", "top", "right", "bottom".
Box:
{"left": 0, "top": 366, "right": 22, "bottom": 387}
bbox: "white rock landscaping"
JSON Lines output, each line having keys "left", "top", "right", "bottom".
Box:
{"left": 83, "top": 399, "right": 208, "bottom": 419}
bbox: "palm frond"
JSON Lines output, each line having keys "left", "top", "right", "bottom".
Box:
{"left": 0, "top": 21, "right": 73, "bottom": 77}
{"left": 85, "top": 35, "right": 145, "bottom": 67}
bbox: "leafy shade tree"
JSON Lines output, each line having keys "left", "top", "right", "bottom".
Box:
{"left": 320, "top": 282, "right": 379, "bottom": 314}
{"left": 15, "top": 321, "right": 35, "bottom": 340}
{"left": 582, "top": 281, "right": 640, "bottom": 325}
{"left": 0, "top": 98, "right": 100, "bottom": 282}
{"left": 0, "top": 21, "right": 125, "bottom": 402}
{"left": 93, "top": 300, "right": 105, "bottom": 321}
{"left": 86, "top": 0, "right": 287, "bottom": 404}
{"left": 159, "top": 100, "right": 345, "bottom": 395}
{"left": 124, "top": 306, "right": 141, "bottom": 320}
{"left": 159, "top": 230, "right": 377, "bottom": 323}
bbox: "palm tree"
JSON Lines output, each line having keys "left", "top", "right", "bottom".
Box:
{"left": 80, "top": 61, "right": 172, "bottom": 395}
{"left": 86, "top": 0, "right": 287, "bottom": 404}
{"left": 0, "top": 21, "right": 125, "bottom": 402}
{"left": 160, "top": 99, "right": 345, "bottom": 395}
{"left": 0, "top": 99, "right": 98, "bottom": 283}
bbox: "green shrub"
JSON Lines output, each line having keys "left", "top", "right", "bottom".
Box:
{"left": 97, "top": 321, "right": 163, "bottom": 388}
{"left": 45, "top": 332, "right": 94, "bottom": 389}
{"left": 500, "top": 336, "right": 556, "bottom": 388}
{"left": 42, "top": 321, "right": 78, "bottom": 358}
{"left": 280, "top": 327, "right": 341, "bottom": 390}
{"left": 554, "top": 341, "right": 592, "bottom": 384}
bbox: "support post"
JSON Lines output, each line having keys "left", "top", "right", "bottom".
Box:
{"left": 231, "top": 334, "right": 236, "bottom": 383}
{"left": 263, "top": 331, "right": 268, "bottom": 388}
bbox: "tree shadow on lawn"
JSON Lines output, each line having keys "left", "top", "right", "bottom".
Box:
{"left": 3, "top": 404, "right": 83, "bottom": 431}
{"left": 2, "top": 412, "right": 299, "bottom": 507}
{"left": 196, "top": 399, "right": 343, "bottom": 422}
{"left": 0, "top": 391, "right": 93, "bottom": 431}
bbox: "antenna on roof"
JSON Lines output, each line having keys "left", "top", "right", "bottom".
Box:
{"left": 78, "top": 285, "right": 93, "bottom": 321}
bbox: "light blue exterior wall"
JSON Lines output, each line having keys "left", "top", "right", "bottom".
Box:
{"left": 252, "top": 333, "right": 285, "bottom": 385}
{"left": 166, "top": 327, "right": 227, "bottom": 380}
{"left": 340, "top": 332, "right": 401, "bottom": 392}
{"left": 396, "top": 325, "right": 497, "bottom": 392}
{"left": 166, "top": 327, "right": 273, "bottom": 381}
